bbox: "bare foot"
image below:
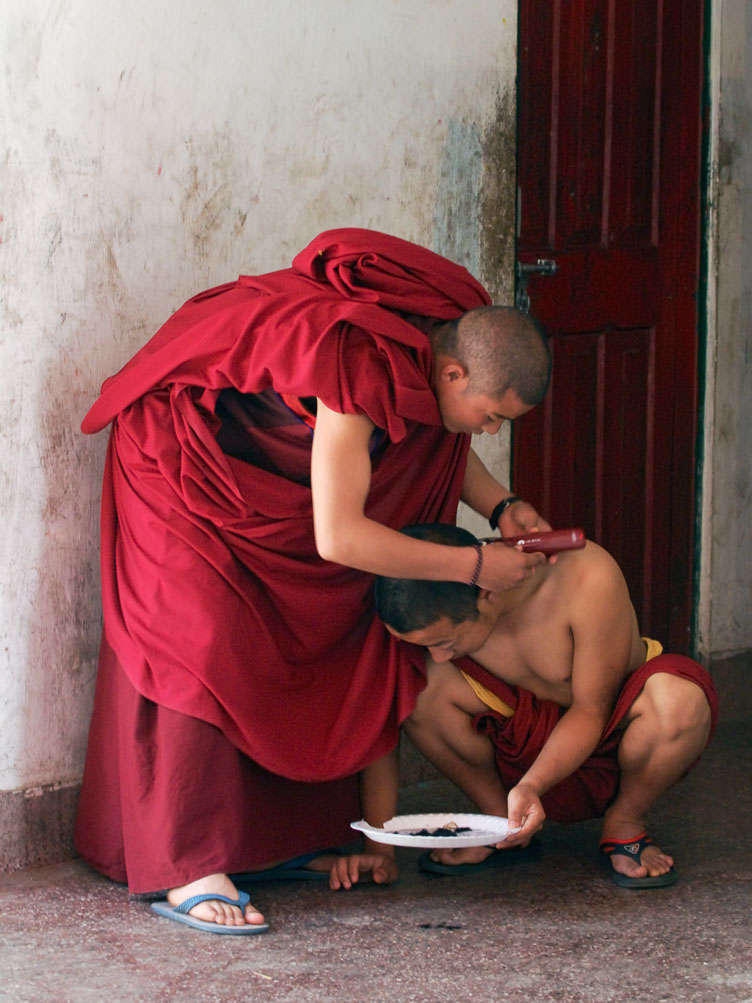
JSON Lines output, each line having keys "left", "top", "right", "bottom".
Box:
{"left": 166, "top": 873, "right": 266, "bottom": 928}
{"left": 426, "top": 845, "right": 495, "bottom": 868}
{"left": 295, "top": 851, "right": 342, "bottom": 874}
{"left": 600, "top": 821, "right": 674, "bottom": 880}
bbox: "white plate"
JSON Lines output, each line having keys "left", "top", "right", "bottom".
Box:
{"left": 351, "top": 813, "right": 516, "bottom": 848}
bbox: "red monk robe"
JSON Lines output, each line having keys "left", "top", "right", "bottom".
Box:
{"left": 456, "top": 652, "right": 719, "bottom": 824}
{"left": 75, "top": 229, "right": 491, "bottom": 893}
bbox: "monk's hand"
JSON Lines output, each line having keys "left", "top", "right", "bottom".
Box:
{"left": 501, "top": 782, "right": 546, "bottom": 847}
{"left": 479, "top": 542, "right": 546, "bottom": 592}
{"left": 329, "top": 852, "right": 398, "bottom": 890}
{"left": 498, "top": 499, "right": 552, "bottom": 538}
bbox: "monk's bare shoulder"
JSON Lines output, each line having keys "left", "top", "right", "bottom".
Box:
{"left": 552, "top": 540, "right": 643, "bottom": 674}
{"left": 549, "top": 540, "right": 630, "bottom": 602}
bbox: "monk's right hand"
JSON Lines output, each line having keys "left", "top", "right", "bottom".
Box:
{"left": 477, "top": 542, "right": 545, "bottom": 592}
{"left": 502, "top": 782, "right": 546, "bottom": 846}
{"left": 329, "top": 852, "right": 398, "bottom": 890}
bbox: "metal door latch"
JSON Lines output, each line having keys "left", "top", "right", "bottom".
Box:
{"left": 515, "top": 258, "right": 557, "bottom": 312}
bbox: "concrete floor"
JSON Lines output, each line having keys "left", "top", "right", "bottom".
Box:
{"left": 1, "top": 718, "right": 751, "bottom": 1003}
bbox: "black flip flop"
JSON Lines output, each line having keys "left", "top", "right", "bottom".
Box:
{"left": 599, "top": 833, "right": 678, "bottom": 889}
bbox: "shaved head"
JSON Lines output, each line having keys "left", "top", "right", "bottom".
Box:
{"left": 430, "top": 306, "right": 551, "bottom": 405}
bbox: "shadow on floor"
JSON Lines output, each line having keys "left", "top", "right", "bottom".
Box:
{"left": 1, "top": 720, "right": 750, "bottom": 1003}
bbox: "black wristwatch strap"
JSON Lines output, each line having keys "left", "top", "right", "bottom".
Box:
{"left": 489, "top": 495, "right": 521, "bottom": 531}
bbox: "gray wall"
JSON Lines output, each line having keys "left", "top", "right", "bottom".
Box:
{"left": 0, "top": 0, "right": 518, "bottom": 869}
{"left": 698, "top": 0, "right": 752, "bottom": 662}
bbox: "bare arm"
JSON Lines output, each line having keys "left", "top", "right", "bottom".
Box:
{"left": 461, "top": 448, "right": 552, "bottom": 535}
{"left": 311, "top": 401, "right": 544, "bottom": 590}
{"left": 504, "top": 551, "right": 636, "bottom": 843}
{"left": 359, "top": 746, "right": 400, "bottom": 832}
{"left": 329, "top": 748, "right": 400, "bottom": 890}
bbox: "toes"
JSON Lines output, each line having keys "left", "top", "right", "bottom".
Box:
{"left": 613, "top": 860, "right": 648, "bottom": 879}
{"left": 224, "top": 905, "right": 245, "bottom": 926}
{"left": 206, "top": 902, "right": 261, "bottom": 926}
{"left": 186, "top": 898, "right": 264, "bottom": 927}
{"left": 244, "top": 907, "right": 267, "bottom": 926}
{"left": 206, "top": 902, "right": 235, "bottom": 925}
{"left": 220, "top": 902, "right": 259, "bottom": 926}
{"left": 642, "top": 848, "right": 673, "bottom": 877}
{"left": 646, "top": 859, "right": 673, "bottom": 878}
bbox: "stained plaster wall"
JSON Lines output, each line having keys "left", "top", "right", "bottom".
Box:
{"left": 0, "top": 0, "right": 518, "bottom": 864}
{"left": 698, "top": 0, "right": 752, "bottom": 662}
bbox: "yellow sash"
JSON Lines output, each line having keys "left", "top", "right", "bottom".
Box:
{"left": 642, "top": 636, "right": 663, "bottom": 662}
{"left": 461, "top": 636, "right": 663, "bottom": 718}
{"left": 460, "top": 672, "right": 515, "bottom": 717}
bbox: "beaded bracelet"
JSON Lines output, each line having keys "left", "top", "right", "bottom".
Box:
{"left": 469, "top": 542, "right": 484, "bottom": 587}
{"left": 489, "top": 495, "right": 522, "bottom": 531}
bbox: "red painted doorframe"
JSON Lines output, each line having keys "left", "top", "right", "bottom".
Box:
{"left": 512, "top": 1, "right": 705, "bottom": 652}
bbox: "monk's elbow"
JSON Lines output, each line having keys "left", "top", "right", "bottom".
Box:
{"left": 315, "top": 536, "right": 340, "bottom": 564}
{"left": 313, "top": 524, "right": 352, "bottom": 566}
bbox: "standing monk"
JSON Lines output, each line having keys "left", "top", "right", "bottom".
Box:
{"left": 75, "top": 228, "right": 552, "bottom": 933}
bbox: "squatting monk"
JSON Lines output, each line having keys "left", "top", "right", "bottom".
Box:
{"left": 328, "top": 522, "right": 716, "bottom": 892}
{"left": 75, "top": 229, "right": 553, "bottom": 934}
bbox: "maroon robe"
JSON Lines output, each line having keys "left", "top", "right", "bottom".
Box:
{"left": 75, "top": 229, "right": 490, "bottom": 892}
{"left": 457, "top": 652, "right": 718, "bottom": 823}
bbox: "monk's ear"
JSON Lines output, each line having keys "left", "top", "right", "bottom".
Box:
{"left": 477, "top": 588, "right": 505, "bottom": 617}
{"left": 437, "top": 359, "right": 468, "bottom": 386}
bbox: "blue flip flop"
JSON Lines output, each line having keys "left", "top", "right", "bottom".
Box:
{"left": 599, "top": 832, "right": 678, "bottom": 889}
{"left": 150, "top": 890, "right": 269, "bottom": 935}
{"left": 231, "top": 850, "right": 338, "bottom": 883}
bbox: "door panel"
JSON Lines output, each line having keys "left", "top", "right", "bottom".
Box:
{"left": 514, "top": 1, "right": 704, "bottom": 651}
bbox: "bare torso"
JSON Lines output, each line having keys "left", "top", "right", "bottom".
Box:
{"left": 469, "top": 542, "right": 647, "bottom": 708}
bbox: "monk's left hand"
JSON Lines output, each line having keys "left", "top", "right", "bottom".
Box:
{"left": 329, "top": 852, "right": 398, "bottom": 890}
{"left": 499, "top": 500, "right": 552, "bottom": 537}
{"left": 498, "top": 501, "right": 558, "bottom": 565}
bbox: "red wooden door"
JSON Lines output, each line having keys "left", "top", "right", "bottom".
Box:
{"left": 513, "top": 1, "right": 705, "bottom": 652}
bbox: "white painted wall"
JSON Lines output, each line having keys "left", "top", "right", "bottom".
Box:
{"left": 0, "top": 0, "right": 518, "bottom": 792}
{"left": 698, "top": 0, "right": 752, "bottom": 661}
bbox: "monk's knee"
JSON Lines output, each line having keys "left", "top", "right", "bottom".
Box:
{"left": 407, "top": 669, "right": 449, "bottom": 729}
{"left": 406, "top": 686, "right": 433, "bottom": 731}
{"left": 648, "top": 675, "right": 711, "bottom": 743}
{"left": 406, "top": 662, "right": 477, "bottom": 736}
